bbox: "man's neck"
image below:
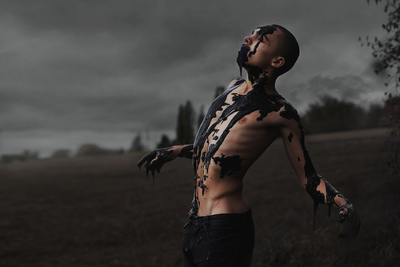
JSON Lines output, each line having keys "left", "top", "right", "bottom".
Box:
{"left": 244, "top": 71, "right": 278, "bottom": 95}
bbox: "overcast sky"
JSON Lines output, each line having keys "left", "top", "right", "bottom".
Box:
{"left": 0, "top": 0, "right": 390, "bottom": 156}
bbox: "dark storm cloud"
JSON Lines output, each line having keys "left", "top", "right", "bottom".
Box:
{"left": 0, "top": 0, "right": 390, "bottom": 154}
{"left": 308, "top": 75, "right": 371, "bottom": 100}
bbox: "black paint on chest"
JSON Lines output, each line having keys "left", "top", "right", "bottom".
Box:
{"left": 193, "top": 80, "right": 286, "bottom": 175}
{"left": 213, "top": 154, "right": 242, "bottom": 178}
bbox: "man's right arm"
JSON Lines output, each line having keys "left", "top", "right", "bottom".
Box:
{"left": 137, "top": 144, "right": 193, "bottom": 177}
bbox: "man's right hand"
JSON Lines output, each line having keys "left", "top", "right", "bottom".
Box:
{"left": 137, "top": 147, "right": 175, "bottom": 180}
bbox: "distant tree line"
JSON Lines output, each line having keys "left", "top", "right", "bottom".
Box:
{"left": 155, "top": 89, "right": 391, "bottom": 150}
{"left": 302, "top": 96, "right": 388, "bottom": 134}
{"left": 1, "top": 150, "right": 39, "bottom": 164}
{"left": 1, "top": 86, "right": 392, "bottom": 164}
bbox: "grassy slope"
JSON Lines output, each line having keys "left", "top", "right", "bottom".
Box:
{"left": 0, "top": 129, "right": 399, "bottom": 267}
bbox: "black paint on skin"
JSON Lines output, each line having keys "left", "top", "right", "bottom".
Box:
{"left": 139, "top": 25, "right": 358, "bottom": 237}
{"left": 236, "top": 45, "right": 250, "bottom": 77}
{"left": 191, "top": 27, "right": 285, "bottom": 214}
{"left": 278, "top": 105, "right": 352, "bottom": 229}
{"left": 193, "top": 80, "right": 285, "bottom": 176}
{"left": 137, "top": 147, "right": 173, "bottom": 185}
{"left": 178, "top": 144, "right": 194, "bottom": 159}
{"left": 248, "top": 25, "right": 277, "bottom": 58}
{"left": 288, "top": 132, "right": 293, "bottom": 142}
{"left": 200, "top": 181, "right": 207, "bottom": 195}
{"left": 212, "top": 154, "right": 242, "bottom": 178}
{"left": 137, "top": 144, "right": 193, "bottom": 184}
{"left": 236, "top": 26, "right": 355, "bottom": 230}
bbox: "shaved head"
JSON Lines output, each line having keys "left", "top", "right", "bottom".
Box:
{"left": 272, "top": 24, "right": 300, "bottom": 75}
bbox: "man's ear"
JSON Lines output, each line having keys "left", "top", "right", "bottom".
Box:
{"left": 271, "top": 56, "right": 285, "bottom": 69}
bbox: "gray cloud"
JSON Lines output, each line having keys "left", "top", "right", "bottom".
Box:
{"left": 0, "top": 0, "right": 390, "bottom": 155}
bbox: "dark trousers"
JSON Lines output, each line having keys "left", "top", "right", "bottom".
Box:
{"left": 182, "top": 209, "right": 255, "bottom": 267}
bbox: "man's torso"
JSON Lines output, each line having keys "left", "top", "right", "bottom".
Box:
{"left": 191, "top": 79, "right": 295, "bottom": 216}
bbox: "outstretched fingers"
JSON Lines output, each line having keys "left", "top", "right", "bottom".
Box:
{"left": 137, "top": 151, "right": 158, "bottom": 169}
{"left": 137, "top": 148, "right": 174, "bottom": 183}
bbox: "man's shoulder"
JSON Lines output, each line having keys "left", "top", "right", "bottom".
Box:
{"left": 277, "top": 100, "right": 301, "bottom": 123}
{"left": 227, "top": 79, "right": 246, "bottom": 90}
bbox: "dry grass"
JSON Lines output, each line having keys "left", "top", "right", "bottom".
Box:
{"left": 0, "top": 129, "right": 399, "bottom": 266}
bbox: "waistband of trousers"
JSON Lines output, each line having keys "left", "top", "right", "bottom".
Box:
{"left": 189, "top": 208, "right": 252, "bottom": 226}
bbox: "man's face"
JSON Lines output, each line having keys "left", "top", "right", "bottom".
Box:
{"left": 237, "top": 25, "right": 280, "bottom": 74}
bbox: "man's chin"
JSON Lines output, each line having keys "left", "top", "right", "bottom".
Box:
{"left": 236, "top": 44, "right": 250, "bottom": 76}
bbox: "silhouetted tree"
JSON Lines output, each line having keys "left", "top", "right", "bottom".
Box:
{"left": 362, "top": 0, "right": 400, "bottom": 178}
{"left": 383, "top": 95, "right": 400, "bottom": 175}
{"left": 303, "top": 96, "right": 366, "bottom": 134}
{"left": 157, "top": 134, "right": 172, "bottom": 148}
{"left": 197, "top": 105, "right": 205, "bottom": 130}
{"left": 366, "top": 103, "right": 386, "bottom": 128}
{"left": 361, "top": 0, "right": 400, "bottom": 89}
{"left": 1, "top": 150, "right": 39, "bottom": 163}
{"left": 76, "top": 144, "right": 123, "bottom": 156}
{"left": 130, "top": 134, "right": 145, "bottom": 152}
{"left": 176, "top": 101, "right": 195, "bottom": 144}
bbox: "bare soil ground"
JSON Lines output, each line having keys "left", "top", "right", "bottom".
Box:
{"left": 0, "top": 128, "right": 399, "bottom": 267}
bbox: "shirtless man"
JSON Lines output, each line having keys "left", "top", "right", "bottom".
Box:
{"left": 138, "top": 24, "right": 360, "bottom": 267}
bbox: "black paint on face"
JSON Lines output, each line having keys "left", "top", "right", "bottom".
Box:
{"left": 236, "top": 44, "right": 250, "bottom": 77}
{"left": 212, "top": 154, "right": 242, "bottom": 178}
{"left": 236, "top": 25, "right": 277, "bottom": 78}
{"left": 248, "top": 25, "right": 277, "bottom": 58}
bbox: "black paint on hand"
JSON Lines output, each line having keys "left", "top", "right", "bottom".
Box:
{"left": 137, "top": 147, "right": 173, "bottom": 185}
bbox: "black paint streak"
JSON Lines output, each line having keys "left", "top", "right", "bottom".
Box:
{"left": 193, "top": 80, "right": 285, "bottom": 177}
{"left": 236, "top": 44, "right": 250, "bottom": 76}
{"left": 178, "top": 144, "right": 194, "bottom": 159}
{"left": 137, "top": 147, "right": 173, "bottom": 185}
{"left": 278, "top": 105, "right": 350, "bottom": 229}
{"left": 288, "top": 132, "right": 293, "bottom": 142}
{"left": 212, "top": 154, "right": 242, "bottom": 178}
{"left": 190, "top": 75, "right": 287, "bottom": 215}
{"left": 248, "top": 25, "right": 277, "bottom": 58}
{"left": 200, "top": 181, "right": 208, "bottom": 195}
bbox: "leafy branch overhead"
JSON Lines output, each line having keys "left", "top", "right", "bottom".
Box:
{"left": 361, "top": 0, "right": 400, "bottom": 88}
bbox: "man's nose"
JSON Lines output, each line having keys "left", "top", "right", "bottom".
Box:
{"left": 244, "top": 36, "right": 252, "bottom": 45}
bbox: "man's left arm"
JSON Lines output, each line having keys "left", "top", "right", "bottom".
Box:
{"left": 278, "top": 108, "right": 360, "bottom": 238}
